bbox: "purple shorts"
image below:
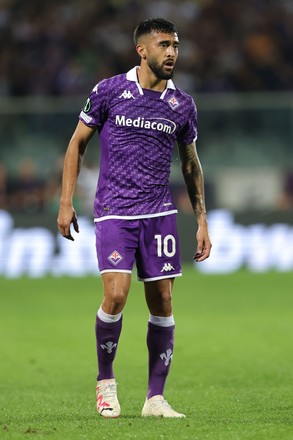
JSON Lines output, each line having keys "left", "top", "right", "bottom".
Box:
{"left": 95, "top": 214, "right": 182, "bottom": 281}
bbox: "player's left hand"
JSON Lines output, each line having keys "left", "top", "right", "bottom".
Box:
{"left": 193, "top": 223, "right": 212, "bottom": 262}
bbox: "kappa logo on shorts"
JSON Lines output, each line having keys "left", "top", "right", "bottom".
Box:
{"left": 108, "top": 250, "right": 123, "bottom": 266}
{"left": 161, "top": 263, "right": 175, "bottom": 272}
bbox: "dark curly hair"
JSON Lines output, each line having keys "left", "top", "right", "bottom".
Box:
{"left": 133, "top": 18, "right": 178, "bottom": 45}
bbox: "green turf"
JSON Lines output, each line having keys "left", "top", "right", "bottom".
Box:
{"left": 0, "top": 267, "right": 293, "bottom": 439}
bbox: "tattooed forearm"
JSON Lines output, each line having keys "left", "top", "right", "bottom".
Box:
{"left": 178, "top": 142, "right": 207, "bottom": 219}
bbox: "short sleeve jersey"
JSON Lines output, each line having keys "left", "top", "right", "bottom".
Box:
{"left": 79, "top": 67, "right": 198, "bottom": 221}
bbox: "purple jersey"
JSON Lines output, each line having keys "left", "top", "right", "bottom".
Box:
{"left": 79, "top": 67, "right": 198, "bottom": 221}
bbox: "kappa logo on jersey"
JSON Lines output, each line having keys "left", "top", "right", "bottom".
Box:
{"left": 119, "top": 90, "right": 135, "bottom": 99}
{"left": 108, "top": 250, "right": 123, "bottom": 266}
{"left": 116, "top": 115, "right": 176, "bottom": 134}
{"left": 161, "top": 263, "right": 175, "bottom": 272}
{"left": 160, "top": 349, "right": 173, "bottom": 366}
{"left": 168, "top": 96, "right": 180, "bottom": 110}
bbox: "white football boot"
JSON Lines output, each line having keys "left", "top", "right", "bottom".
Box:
{"left": 141, "top": 395, "right": 185, "bottom": 418}
{"left": 96, "top": 379, "right": 121, "bottom": 418}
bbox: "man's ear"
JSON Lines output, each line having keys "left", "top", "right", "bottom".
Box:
{"left": 136, "top": 43, "right": 146, "bottom": 59}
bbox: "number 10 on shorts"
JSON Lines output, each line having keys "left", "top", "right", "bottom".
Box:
{"left": 154, "top": 234, "right": 176, "bottom": 257}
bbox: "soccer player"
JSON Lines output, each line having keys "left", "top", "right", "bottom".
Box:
{"left": 57, "top": 18, "right": 211, "bottom": 418}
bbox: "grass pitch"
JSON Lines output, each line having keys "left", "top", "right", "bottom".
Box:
{"left": 0, "top": 267, "right": 293, "bottom": 439}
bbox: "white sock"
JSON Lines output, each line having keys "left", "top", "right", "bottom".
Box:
{"left": 149, "top": 314, "right": 175, "bottom": 327}
{"left": 97, "top": 306, "right": 122, "bottom": 323}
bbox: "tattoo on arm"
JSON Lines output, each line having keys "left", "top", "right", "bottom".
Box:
{"left": 178, "top": 142, "right": 206, "bottom": 218}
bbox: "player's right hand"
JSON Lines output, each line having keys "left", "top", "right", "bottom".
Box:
{"left": 57, "top": 206, "right": 79, "bottom": 241}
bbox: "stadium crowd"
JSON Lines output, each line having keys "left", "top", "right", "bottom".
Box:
{"left": 0, "top": 0, "right": 292, "bottom": 215}
{"left": 0, "top": 0, "right": 292, "bottom": 97}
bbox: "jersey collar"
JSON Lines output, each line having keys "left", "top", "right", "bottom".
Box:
{"left": 126, "top": 66, "right": 176, "bottom": 99}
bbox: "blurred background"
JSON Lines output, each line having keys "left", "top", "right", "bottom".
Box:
{"left": 0, "top": 0, "right": 292, "bottom": 277}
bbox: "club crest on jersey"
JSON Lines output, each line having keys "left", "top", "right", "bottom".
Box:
{"left": 168, "top": 96, "right": 179, "bottom": 110}
{"left": 108, "top": 250, "right": 123, "bottom": 266}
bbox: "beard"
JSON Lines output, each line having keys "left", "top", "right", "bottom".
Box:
{"left": 147, "top": 58, "right": 175, "bottom": 80}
